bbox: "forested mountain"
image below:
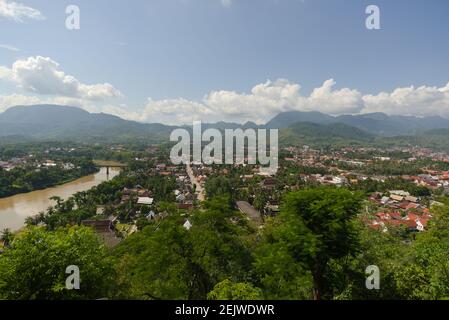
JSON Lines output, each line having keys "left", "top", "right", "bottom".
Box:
{"left": 1, "top": 105, "right": 449, "bottom": 150}
{"left": 267, "top": 111, "right": 449, "bottom": 136}
{"left": 279, "top": 122, "right": 375, "bottom": 147}
{"left": 0, "top": 105, "right": 174, "bottom": 143}
{"left": 266, "top": 111, "right": 336, "bottom": 129}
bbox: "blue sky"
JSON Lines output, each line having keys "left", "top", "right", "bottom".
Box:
{"left": 1, "top": 0, "right": 449, "bottom": 124}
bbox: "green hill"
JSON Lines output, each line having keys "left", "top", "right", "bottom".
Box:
{"left": 267, "top": 111, "right": 449, "bottom": 136}
{"left": 279, "top": 122, "right": 374, "bottom": 147}
{"left": 1, "top": 105, "right": 449, "bottom": 150}
{"left": 0, "top": 105, "right": 174, "bottom": 143}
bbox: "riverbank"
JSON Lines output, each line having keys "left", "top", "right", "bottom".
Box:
{"left": 0, "top": 167, "right": 121, "bottom": 232}
{"left": 0, "top": 167, "right": 100, "bottom": 200}
{"left": 0, "top": 158, "right": 99, "bottom": 199}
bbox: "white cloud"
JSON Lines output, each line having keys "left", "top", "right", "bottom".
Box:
{"left": 128, "top": 79, "right": 449, "bottom": 125}
{"left": 95, "top": 104, "right": 140, "bottom": 120}
{"left": 0, "top": 44, "right": 20, "bottom": 51}
{"left": 2, "top": 77, "right": 449, "bottom": 126}
{"left": 0, "top": 66, "right": 12, "bottom": 79}
{"left": 135, "top": 79, "right": 364, "bottom": 124}
{"left": 0, "top": 56, "right": 123, "bottom": 100}
{"left": 0, "top": 0, "right": 45, "bottom": 22}
{"left": 362, "top": 83, "right": 449, "bottom": 117}
{"left": 307, "top": 79, "right": 364, "bottom": 114}
{"left": 202, "top": 79, "right": 302, "bottom": 123}
{"left": 136, "top": 98, "right": 212, "bottom": 125}
{"left": 0, "top": 93, "right": 94, "bottom": 113}
{"left": 0, "top": 93, "right": 42, "bottom": 112}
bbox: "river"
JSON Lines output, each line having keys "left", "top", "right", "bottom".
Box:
{"left": 0, "top": 167, "right": 121, "bottom": 232}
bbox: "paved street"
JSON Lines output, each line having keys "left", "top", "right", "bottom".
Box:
{"left": 186, "top": 163, "right": 205, "bottom": 202}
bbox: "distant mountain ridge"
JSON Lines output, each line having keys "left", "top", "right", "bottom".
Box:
{"left": 279, "top": 122, "right": 375, "bottom": 147}
{"left": 267, "top": 111, "right": 449, "bottom": 136}
{"left": 0, "top": 105, "right": 174, "bottom": 143}
{"left": 266, "top": 111, "right": 335, "bottom": 128}
{"left": 1, "top": 105, "right": 449, "bottom": 148}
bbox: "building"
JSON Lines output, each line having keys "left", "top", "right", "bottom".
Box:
{"left": 183, "top": 219, "right": 193, "bottom": 230}
{"left": 137, "top": 197, "right": 154, "bottom": 205}
{"left": 236, "top": 201, "right": 262, "bottom": 225}
{"left": 81, "top": 219, "right": 121, "bottom": 247}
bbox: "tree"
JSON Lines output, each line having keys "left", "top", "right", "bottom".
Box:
{"left": 347, "top": 203, "right": 449, "bottom": 300}
{"left": 207, "top": 279, "right": 262, "bottom": 300}
{"left": 258, "top": 187, "right": 362, "bottom": 300}
{"left": 113, "top": 196, "right": 253, "bottom": 300}
{"left": 253, "top": 237, "right": 313, "bottom": 299}
{"left": 205, "top": 176, "right": 232, "bottom": 199}
{"left": 113, "top": 216, "right": 208, "bottom": 299}
{"left": 0, "top": 226, "right": 115, "bottom": 300}
{"left": 396, "top": 204, "right": 449, "bottom": 299}
{"left": 189, "top": 197, "right": 253, "bottom": 288}
{"left": 0, "top": 229, "right": 14, "bottom": 248}
{"left": 334, "top": 222, "right": 409, "bottom": 300}
{"left": 253, "top": 190, "right": 269, "bottom": 212}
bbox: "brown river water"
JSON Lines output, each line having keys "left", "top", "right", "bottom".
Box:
{"left": 0, "top": 167, "right": 121, "bottom": 232}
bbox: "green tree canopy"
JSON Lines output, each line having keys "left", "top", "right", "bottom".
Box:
{"left": 113, "top": 196, "right": 253, "bottom": 300}
{"left": 256, "top": 187, "right": 362, "bottom": 300}
{"left": 207, "top": 279, "right": 263, "bottom": 300}
{"left": 0, "top": 226, "right": 115, "bottom": 300}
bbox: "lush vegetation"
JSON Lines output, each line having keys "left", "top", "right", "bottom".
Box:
{"left": 279, "top": 122, "right": 374, "bottom": 148}
{"left": 0, "top": 158, "right": 97, "bottom": 198}
{"left": 2, "top": 182, "right": 449, "bottom": 300}
{"left": 0, "top": 226, "right": 115, "bottom": 300}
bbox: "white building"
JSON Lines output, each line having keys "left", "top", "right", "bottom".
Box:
{"left": 137, "top": 197, "right": 154, "bottom": 205}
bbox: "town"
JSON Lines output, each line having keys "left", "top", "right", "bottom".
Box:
{"left": 1, "top": 134, "right": 449, "bottom": 301}
{"left": 3, "top": 142, "right": 448, "bottom": 247}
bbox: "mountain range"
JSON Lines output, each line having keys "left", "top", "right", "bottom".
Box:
{"left": 0, "top": 105, "right": 174, "bottom": 143}
{"left": 266, "top": 111, "right": 449, "bottom": 136}
{"left": 0, "top": 105, "right": 448, "bottom": 149}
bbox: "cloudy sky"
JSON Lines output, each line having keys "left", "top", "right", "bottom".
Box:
{"left": 0, "top": 0, "right": 449, "bottom": 124}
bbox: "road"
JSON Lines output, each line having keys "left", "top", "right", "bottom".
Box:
{"left": 186, "top": 163, "right": 205, "bottom": 202}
